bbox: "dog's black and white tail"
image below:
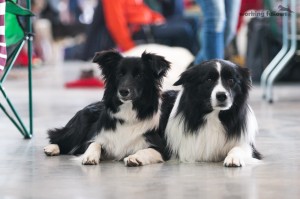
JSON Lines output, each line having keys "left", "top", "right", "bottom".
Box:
{"left": 45, "top": 102, "right": 102, "bottom": 155}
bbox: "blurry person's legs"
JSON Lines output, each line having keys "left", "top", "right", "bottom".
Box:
{"left": 224, "top": 0, "right": 241, "bottom": 47}
{"left": 151, "top": 18, "right": 199, "bottom": 55}
{"left": 34, "top": 19, "right": 54, "bottom": 64}
{"left": 194, "top": 0, "right": 225, "bottom": 64}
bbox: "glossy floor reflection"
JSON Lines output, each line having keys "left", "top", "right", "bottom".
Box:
{"left": 1, "top": 62, "right": 300, "bottom": 199}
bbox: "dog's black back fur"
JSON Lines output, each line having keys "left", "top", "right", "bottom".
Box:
{"left": 158, "top": 90, "right": 179, "bottom": 159}
{"left": 48, "top": 102, "right": 120, "bottom": 154}
{"left": 48, "top": 50, "right": 170, "bottom": 157}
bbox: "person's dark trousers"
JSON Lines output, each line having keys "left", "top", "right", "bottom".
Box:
{"left": 81, "top": 1, "right": 115, "bottom": 61}
{"left": 151, "top": 17, "right": 199, "bottom": 55}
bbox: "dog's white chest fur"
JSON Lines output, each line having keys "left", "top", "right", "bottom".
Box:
{"left": 95, "top": 102, "right": 160, "bottom": 160}
{"left": 166, "top": 91, "right": 236, "bottom": 162}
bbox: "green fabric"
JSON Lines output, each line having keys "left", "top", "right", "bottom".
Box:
{"left": 5, "top": 0, "right": 34, "bottom": 46}
{"left": 6, "top": 0, "right": 34, "bottom": 16}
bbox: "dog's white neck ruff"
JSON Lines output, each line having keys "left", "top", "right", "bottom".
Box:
{"left": 113, "top": 101, "right": 142, "bottom": 123}
{"left": 95, "top": 101, "right": 160, "bottom": 160}
{"left": 165, "top": 90, "right": 238, "bottom": 162}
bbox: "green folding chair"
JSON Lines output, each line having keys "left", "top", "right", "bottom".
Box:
{"left": 0, "top": 0, "right": 33, "bottom": 138}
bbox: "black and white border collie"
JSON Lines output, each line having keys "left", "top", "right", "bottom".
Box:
{"left": 44, "top": 50, "right": 170, "bottom": 166}
{"left": 160, "top": 60, "right": 261, "bottom": 167}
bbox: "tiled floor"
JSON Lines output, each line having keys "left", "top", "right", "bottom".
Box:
{"left": 1, "top": 62, "right": 300, "bottom": 199}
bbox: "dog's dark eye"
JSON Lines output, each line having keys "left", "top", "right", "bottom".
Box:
{"left": 207, "top": 78, "right": 212, "bottom": 83}
{"left": 228, "top": 79, "right": 234, "bottom": 86}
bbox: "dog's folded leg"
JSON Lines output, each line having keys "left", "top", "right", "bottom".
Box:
{"left": 224, "top": 144, "right": 253, "bottom": 167}
{"left": 124, "top": 148, "right": 164, "bottom": 167}
{"left": 44, "top": 144, "right": 60, "bottom": 156}
{"left": 82, "top": 142, "right": 101, "bottom": 165}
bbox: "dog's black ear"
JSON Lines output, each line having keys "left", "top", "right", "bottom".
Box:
{"left": 142, "top": 51, "right": 171, "bottom": 78}
{"left": 173, "top": 66, "right": 195, "bottom": 86}
{"left": 237, "top": 65, "right": 252, "bottom": 91}
{"left": 238, "top": 66, "right": 251, "bottom": 83}
{"left": 92, "top": 50, "right": 123, "bottom": 79}
{"left": 173, "top": 79, "right": 182, "bottom": 86}
{"left": 173, "top": 72, "right": 188, "bottom": 86}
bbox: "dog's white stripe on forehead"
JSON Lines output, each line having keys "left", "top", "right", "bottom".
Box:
{"left": 211, "top": 61, "right": 231, "bottom": 110}
{"left": 215, "top": 61, "right": 222, "bottom": 74}
{"left": 214, "top": 61, "right": 224, "bottom": 89}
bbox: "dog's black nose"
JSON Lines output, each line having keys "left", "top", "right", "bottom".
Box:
{"left": 119, "top": 89, "right": 130, "bottom": 97}
{"left": 216, "top": 92, "right": 227, "bottom": 102}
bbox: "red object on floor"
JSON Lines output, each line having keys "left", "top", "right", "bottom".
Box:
{"left": 15, "top": 47, "right": 42, "bottom": 67}
{"left": 65, "top": 77, "right": 105, "bottom": 88}
{"left": 15, "top": 48, "right": 28, "bottom": 66}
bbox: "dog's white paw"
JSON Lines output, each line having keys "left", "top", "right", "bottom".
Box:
{"left": 81, "top": 142, "right": 101, "bottom": 165}
{"left": 44, "top": 144, "right": 60, "bottom": 156}
{"left": 124, "top": 148, "right": 164, "bottom": 167}
{"left": 224, "top": 154, "right": 245, "bottom": 167}
{"left": 82, "top": 151, "right": 100, "bottom": 165}
{"left": 124, "top": 155, "right": 143, "bottom": 167}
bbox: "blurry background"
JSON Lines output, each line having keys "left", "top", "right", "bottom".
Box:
{"left": 21, "top": 0, "right": 300, "bottom": 82}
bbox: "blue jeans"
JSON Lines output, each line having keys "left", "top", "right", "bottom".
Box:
{"left": 194, "top": 0, "right": 241, "bottom": 64}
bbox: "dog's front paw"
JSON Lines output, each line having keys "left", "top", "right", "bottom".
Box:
{"left": 124, "top": 155, "right": 143, "bottom": 167}
{"left": 81, "top": 142, "right": 101, "bottom": 165}
{"left": 224, "top": 154, "right": 245, "bottom": 167}
{"left": 44, "top": 144, "right": 60, "bottom": 156}
{"left": 82, "top": 153, "right": 100, "bottom": 165}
